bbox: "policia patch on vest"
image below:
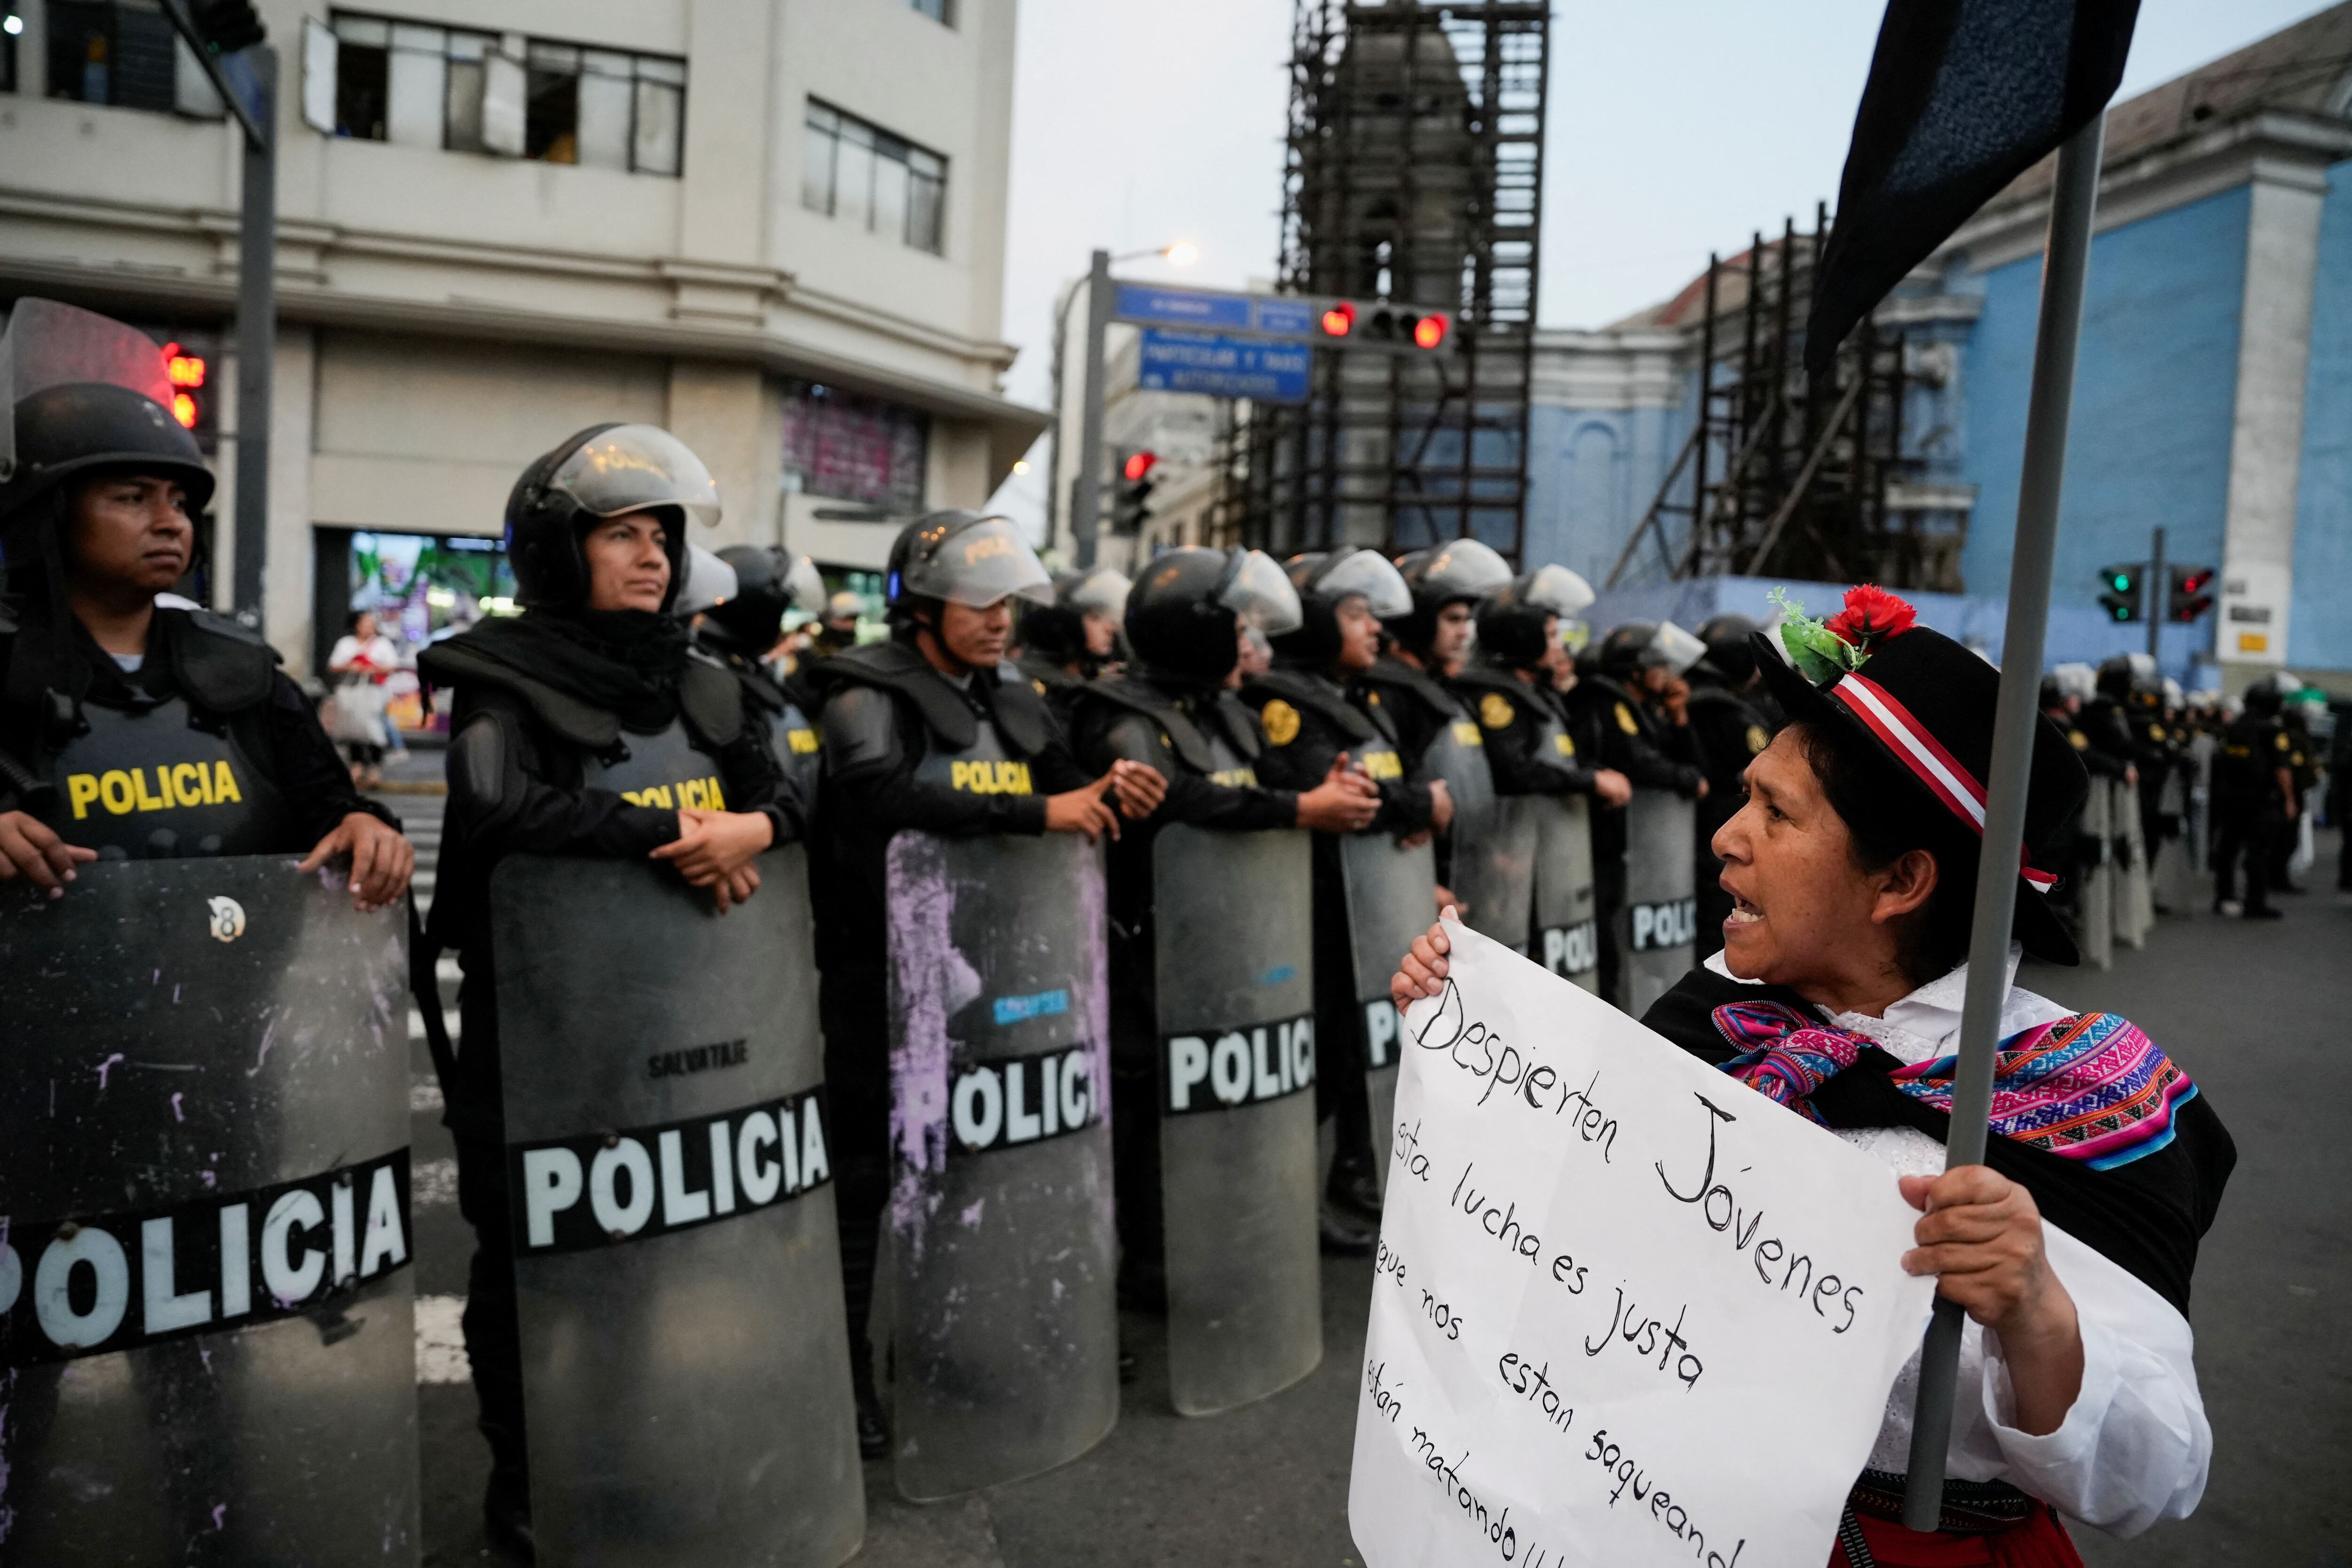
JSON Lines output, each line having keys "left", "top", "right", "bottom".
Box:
{"left": 508, "top": 1088, "right": 830, "bottom": 1254}
{"left": 65, "top": 758, "right": 245, "bottom": 821}
{"left": 1, "top": 1149, "right": 412, "bottom": 1365}
{"left": 951, "top": 758, "right": 1033, "bottom": 794}
{"left": 1260, "top": 699, "right": 1302, "bottom": 746}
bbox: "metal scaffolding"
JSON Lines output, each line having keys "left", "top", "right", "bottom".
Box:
{"left": 1604, "top": 208, "right": 1947, "bottom": 591}
{"left": 1222, "top": 0, "right": 1549, "bottom": 562}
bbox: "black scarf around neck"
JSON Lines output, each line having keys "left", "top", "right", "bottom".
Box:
{"left": 455, "top": 609, "right": 691, "bottom": 731}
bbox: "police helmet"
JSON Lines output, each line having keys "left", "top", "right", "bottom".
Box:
{"left": 823, "top": 590, "right": 864, "bottom": 626}
{"left": 1271, "top": 547, "right": 1413, "bottom": 667}
{"left": 2051, "top": 662, "right": 2098, "bottom": 703}
{"left": 2095, "top": 651, "right": 2158, "bottom": 701}
{"left": 506, "top": 424, "right": 721, "bottom": 612}
{"left": 699, "top": 545, "right": 825, "bottom": 654}
{"left": 1387, "top": 537, "right": 1513, "bottom": 655}
{"left": 1477, "top": 564, "right": 1594, "bottom": 669}
{"left": 2242, "top": 678, "right": 2283, "bottom": 717}
{"left": 1597, "top": 619, "right": 1706, "bottom": 681}
{"left": 1022, "top": 565, "right": 1133, "bottom": 660}
{"left": 884, "top": 510, "right": 1053, "bottom": 627}
{"left": 0, "top": 299, "right": 215, "bottom": 542}
{"left": 1695, "top": 613, "right": 1762, "bottom": 687}
{"left": 1126, "top": 547, "right": 1301, "bottom": 684}
{"left": 2039, "top": 673, "right": 2067, "bottom": 711}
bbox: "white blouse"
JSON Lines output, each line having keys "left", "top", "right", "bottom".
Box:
{"left": 1700, "top": 947, "right": 2212, "bottom": 1536}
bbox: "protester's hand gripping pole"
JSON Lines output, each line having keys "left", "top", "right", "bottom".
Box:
{"left": 1901, "top": 110, "right": 2108, "bottom": 1533}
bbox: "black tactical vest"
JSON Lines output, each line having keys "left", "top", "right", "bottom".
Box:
{"left": 579, "top": 717, "right": 731, "bottom": 810}
{"left": 43, "top": 691, "right": 295, "bottom": 857}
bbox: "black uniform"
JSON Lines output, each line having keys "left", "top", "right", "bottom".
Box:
{"left": 418, "top": 612, "right": 801, "bottom": 1517}
{"left": 0, "top": 601, "right": 394, "bottom": 854}
{"left": 2210, "top": 708, "right": 2292, "bottom": 914}
{"left": 805, "top": 639, "right": 1093, "bottom": 1399}
{"left": 1016, "top": 651, "right": 1090, "bottom": 730}
{"left": 1240, "top": 665, "right": 1436, "bottom": 1203}
{"left": 1069, "top": 672, "right": 1300, "bottom": 1299}
{"left": 1448, "top": 664, "right": 1599, "bottom": 801}
{"left": 1561, "top": 674, "right": 1702, "bottom": 1004}
{"left": 1682, "top": 675, "right": 1772, "bottom": 960}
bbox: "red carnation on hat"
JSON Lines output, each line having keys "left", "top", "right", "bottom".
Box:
{"left": 1824, "top": 584, "right": 1917, "bottom": 648}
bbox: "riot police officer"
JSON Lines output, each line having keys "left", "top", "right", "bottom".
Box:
{"left": 694, "top": 544, "right": 828, "bottom": 804}
{"left": 805, "top": 511, "right": 1163, "bottom": 1467}
{"left": 418, "top": 425, "right": 810, "bottom": 1557}
{"left": 2210, "top": 677, "right": 2296, "bottom": 919}
{"left": 1067, "top": 547, "right": 1377, "bottom": 1408}
{"left": 0, "top": 297, "right": 409, "bottom": 901}
{"left": 1685, "top": 615, "right": 1775, "bottom": 960}
{"left": 1017, "top": 563, "right": 1131, "bottom": 721}
{"left": 1568, "top": 622, "right": 1707, "bottom": 1006}
{"left": 1240, "top": 548, "right": 1441, "bottom": 1249}
{"left": 1360, "top": 540, "right": 1510, "bottom": 915}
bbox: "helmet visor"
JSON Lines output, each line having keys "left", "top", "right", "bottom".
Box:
{"left": 1219, "top": 549, "right": 1304, "bottom": 635}
{"left": 675, "top": 544, "right": 739, "bottom": 615}
{"left": 1650, "top": 620, "right": 1707, "bottom": 676}
{"left": 1519, "top": 563, "right": 1595, "bottom": 617}
{"left": 548, "top": 425, "right": 722, "bottom": 529}
{"left": 1066, "top": 566, "right": 1133, "bottom": 620}
{"left": 904, "top": 514, "right": 1055, "bottom": 608}
{"left": 1416, "top": 538, "right": 1513, "bottom": 601}
{"left": 784, "top": 553, "right": 826, "bottom": 613}
{"left": 1318, "top": 549, "right": 1413, "bottom": 619}
{"left": 2, "top": 299, "right": 178, "bottom": 475}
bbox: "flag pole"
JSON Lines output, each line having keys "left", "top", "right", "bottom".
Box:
{"left": 1901, "top": 109, "right": 2107, "bottom": 1532}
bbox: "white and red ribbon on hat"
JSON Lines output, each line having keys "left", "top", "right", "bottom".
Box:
{"left": 1831, "top": 673, "right": 2060, "bottom": 895}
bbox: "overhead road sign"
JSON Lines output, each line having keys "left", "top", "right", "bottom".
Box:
{"left": 1137, "top": 329, "right": 1311, "bottom": 404}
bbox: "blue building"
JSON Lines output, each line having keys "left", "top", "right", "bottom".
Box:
{"left": 1526, "top": 6, "right": 2352, "bottom": 691}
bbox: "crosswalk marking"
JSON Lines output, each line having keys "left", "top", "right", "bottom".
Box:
{"left": 415, "top": 1294, "right": 472, "bottom": 1385}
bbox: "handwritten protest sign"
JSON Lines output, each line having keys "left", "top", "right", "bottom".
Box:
{"left": 1349, "top": 919, "right": 1936, "bottom": 1568}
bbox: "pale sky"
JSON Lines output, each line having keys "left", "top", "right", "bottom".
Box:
{"left": 986, "top": 0, "right": 2338, "bottom": 524}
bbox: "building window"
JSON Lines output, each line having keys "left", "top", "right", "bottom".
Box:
{"left": 45, "top": 0, "right": 223, "bottom": 117}
{"left": 802, "top": 101, "right": 946, "bottom": 255}
{"left": 908, "top": 0, "right": 952, "bottom": 23}
{"left": 325, "top": 11, "right": 683, "bottom": 176}
{"left": 780, "top": 380, "right": 929, "bottom": 514}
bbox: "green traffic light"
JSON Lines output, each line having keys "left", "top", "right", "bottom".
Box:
{"left": 2111, "top": 573, "right": 2131, "bottom": 591}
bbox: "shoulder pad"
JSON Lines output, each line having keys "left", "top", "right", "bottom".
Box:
{"left": 1077, "top": 676, "right": 1217, "bottom": 773}
{"left": 1096, "top": 708, "right": 1176, "bottom": 771}
{"left": 986, "top": 665, "right": 1061, "bottom": 757}
{"left": 162, "top": 607, "right": 277, "bottom": 714}
{"left": 418, "top": 638, "right": 620, "bottom": 751}
{"left": 809, "top": 641, "right": 978, "bottom": 751}
{"left": 1247, "top": 668, "right": 1377, "bottom": 743}
{"left": 1208, "top": 691, "right": 1263, "bottom": 764}
{"left": 679, "top": 654, "right": 745, "bottom": 749}
{"left": 1363, "top": 656, "right": 1462, "bottom": 718}
{"left": 819, "top": 682, "right": 902, "bottom": 776}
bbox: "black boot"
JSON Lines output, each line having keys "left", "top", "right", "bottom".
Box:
{"left": 851, "top": 1347, "right": 891, "bottom": 1461}
{"left": 482, "top": 1462, "right": 534, "bottom": 1565}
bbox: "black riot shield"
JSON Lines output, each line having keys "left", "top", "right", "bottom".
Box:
{"left": 1415, "top": 717, "right": 1532, "bottom": 949}
{"left": 1531, "top": 793, "right": 1601, "bottom": 994}
{"left": 1336, "top": 832, "right": 1438, "bottom": 1184}
{"left": 882, "top": 831, "right": 1118, "bottom": 1500}
{"left": 1617, "top": 790, "right": 1698, "bottom": 1016}
{"left": 489, "top": 847, "right": 860, "bottom": 1568}
{"left": 1151, "top": 824, "right": 1319, "bottom": 1417}
{"left": 0, "top": 858, "right": 418, "bottom": 1566}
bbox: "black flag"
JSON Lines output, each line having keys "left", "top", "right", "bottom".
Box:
{"left": 1804, "top": 0, "right": 2140, "bottom": 374}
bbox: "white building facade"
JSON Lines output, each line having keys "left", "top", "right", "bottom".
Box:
{"left": 1, "top": 0, "right": 1043, "bottom": 673}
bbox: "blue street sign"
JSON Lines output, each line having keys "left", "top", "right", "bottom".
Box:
{"left": 1116, "top": 285, "right": 1252, "bottom": 332}
{"left": 1137, "top": 329, "right": 1311, "bottom": 404}
{"left": 1254, "top": 297, "right": 1319, "bottom": 339}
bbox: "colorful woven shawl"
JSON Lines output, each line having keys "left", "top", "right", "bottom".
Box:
{"left": 1709, "top": 1000, "right": 2198, "bottom": 1170}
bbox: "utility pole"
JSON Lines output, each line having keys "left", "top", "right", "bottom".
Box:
{"left": 1072, "top": 248, "right": 1112, "bottom": 568}
{"left": 160, "top": 1, "right": 273, "bottom": 628}
{"left": 2145, "top": 524, "right": 2165, "bottom": 660}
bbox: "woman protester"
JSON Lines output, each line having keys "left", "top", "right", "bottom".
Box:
{"left": 1393, "top": 586, "right": 2233, "bottom": 1566}
{"left": 416, "top": 424, "right": 803, "bottom": 1557}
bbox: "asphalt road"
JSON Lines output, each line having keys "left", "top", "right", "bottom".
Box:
{"left": 386, "top": 780, "right": 2346, "bottom": 1568}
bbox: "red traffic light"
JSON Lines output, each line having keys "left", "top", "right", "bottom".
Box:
{"left": 1412, "top": 312, "right": 1450, "bottom": 350}
{"left": 1320, "top": 302, "right": 1357, "bottom": 337}
{"left": 171, "top": 392, "right": 200, "bottom": 429}
{"left": 1122, "top": 451, "right": 1158, "bottom": 482}
{"left": 164, "top": 347, "right": 208, "bottom": 388}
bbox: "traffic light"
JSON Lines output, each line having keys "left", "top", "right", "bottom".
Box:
{"left": 2097, "top": 562, "right": 2145, "bottom": 624}
{"left": 159, "top": 341, "right": 215, "bottom": 444}
{"left": 186, "top": 0, "right": 265, "bottom": 54}
{"left": 1314, "top": 299, "right": 1452, "bottom": 353}
{"left": 2166, "top": 564, "right": 2216, "bottom": 623}
{"left": 1113, "top": 450, "right": 1158, "bottom": 531}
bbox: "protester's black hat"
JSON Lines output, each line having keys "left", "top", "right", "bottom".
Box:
{"left": 1754, "top": 586, "right": 2088, "bottom": 965}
